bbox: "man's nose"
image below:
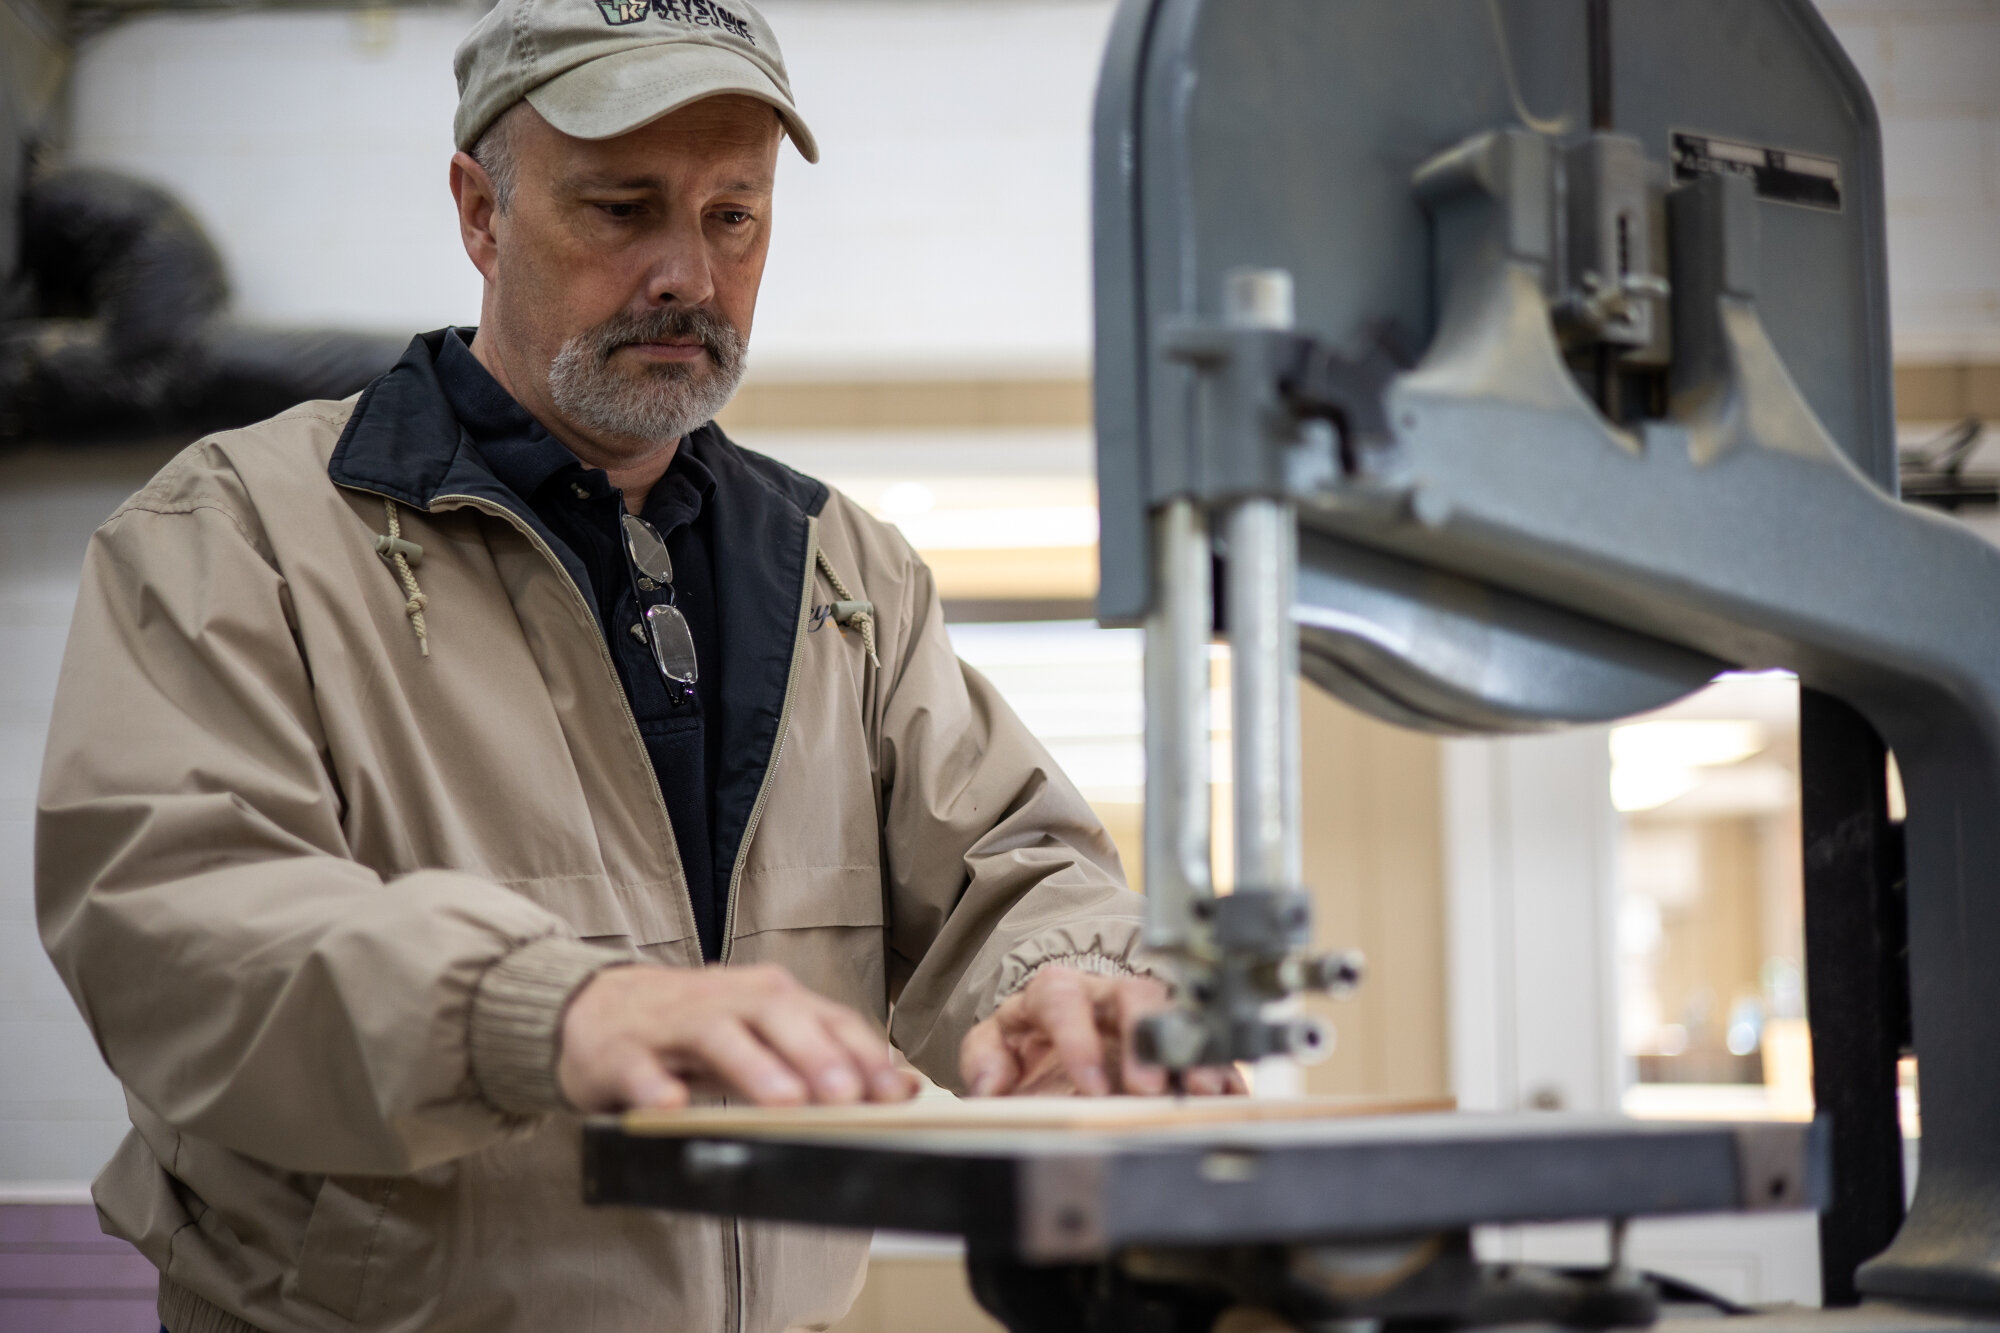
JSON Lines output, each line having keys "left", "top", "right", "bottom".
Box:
{"left": 643, "top": 219, "right": 716, "bottom": 308}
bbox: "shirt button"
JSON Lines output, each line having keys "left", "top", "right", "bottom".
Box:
{"left": 571, "top": 482, "right": 591, "bottom": 501}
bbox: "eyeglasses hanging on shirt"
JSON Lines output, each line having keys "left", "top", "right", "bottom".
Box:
{"left": 621, "top": 512, "right": 699, "bottom": 700}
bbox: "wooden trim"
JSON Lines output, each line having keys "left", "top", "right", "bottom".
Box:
{"left": 920, "top": 546, "right": 1096, "bottom": 601}
{"left": 1894, "top": 362, "right": 2000, "bottom": 422}
{"left": 941, "top": 597, "right": 1097, "bottom": 624}
{"left": 717, "top": 377, "right": 1092, "bottom": 432}
{"left": 719, "top": 364, "right": 1996, "bottom": 434}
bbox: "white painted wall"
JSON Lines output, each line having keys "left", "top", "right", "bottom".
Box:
{"left": 0, "top": 455, "right": 160, "bottom": 1186}
{"left": 64, "top": 0, "right": 1114, "bottom": 378}
{"left": 1821, "top": 0, "right": 2000, "bottom": 363}
{"left": 1445, "top": 731, "right": 1622, "bottom": 1118}
{"left": 59, "top": 2, "right": 1999, "bottom": 374}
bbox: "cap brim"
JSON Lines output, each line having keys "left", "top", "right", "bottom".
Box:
{"left": 525, "top": 42, "right": 818, "bottom": 163}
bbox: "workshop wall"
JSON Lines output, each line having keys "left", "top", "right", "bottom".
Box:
{"left": 62, "top": 0, "right": 1111, "bottom": 379}
{"left": 54, "top": 1, "right": 2000, "bottom": 378}
{"left": 1299, "top": 689, "right": 1450, "bottom": 1103}
{"left": 1821, "top": 0, "right": 2000, "bottom": 366}
{"left": 0, "top": 444, "right": 172, "bottom": 1189}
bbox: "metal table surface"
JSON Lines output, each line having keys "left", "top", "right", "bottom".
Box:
{"left": 583, "top": 1110, "right": 1826, "bottom": 1262}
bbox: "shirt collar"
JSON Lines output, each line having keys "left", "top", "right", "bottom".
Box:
{"left": 433, "top": 327, "right": 583, "bottom": 505}
{"left": 648, "top": 429, "right": 719, "bottom": 530}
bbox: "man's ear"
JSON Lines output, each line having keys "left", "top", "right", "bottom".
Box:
{"left": 450, "top": 151, "right": 502, "bottom": 284}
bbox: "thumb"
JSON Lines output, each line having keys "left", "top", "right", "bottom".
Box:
{"left": 959, "top": 1021, "right": 1020, "bottom": 1098}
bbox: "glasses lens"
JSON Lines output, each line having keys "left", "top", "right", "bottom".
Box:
{"left": 621, "top": 513, "right": 674, "bottom": 585}
{"left": 645, "top": 603, "right": 699, "bottom": 686}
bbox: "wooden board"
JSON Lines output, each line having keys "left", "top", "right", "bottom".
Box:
{"left": 620, "top": 1093, "right": 1456, "bottom": 1138}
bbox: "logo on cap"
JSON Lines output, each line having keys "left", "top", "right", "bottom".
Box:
{"left": 594, "top": 0, "right": 756, "bottom": 42}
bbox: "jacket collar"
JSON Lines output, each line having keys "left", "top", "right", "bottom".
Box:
{"left": 330, "top": 330, "right": 833, "bottom": 917}
{"left": 330, "top": 329, "right": 828, "bottom": 523}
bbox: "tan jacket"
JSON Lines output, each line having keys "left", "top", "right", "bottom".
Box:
{"left": 36, "top": 336, "right": 1149, "bottom": 1333}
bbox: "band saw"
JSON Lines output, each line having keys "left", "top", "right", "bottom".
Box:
{"left": 580, "top": 4, "right": 1985, "bottom": 1329}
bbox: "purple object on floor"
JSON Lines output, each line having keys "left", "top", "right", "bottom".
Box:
{"left": 0, "top": 1202, "right": 158, "bottom": 1333}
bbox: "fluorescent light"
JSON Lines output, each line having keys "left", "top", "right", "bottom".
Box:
{"left": 887, "top": 506, "right": 1100, "bottom": 550}
{"left": 1611, "top": 763, "right": 1702, "bottom": 813}
{"left": 877, "top": 481, "right": 936, "bottom": 516}
{"left": 1609, "top": 719, "right": 1768, "bottom": 813}
{"left": 1610, "top": 720, "right": 1766, "bottom": 769}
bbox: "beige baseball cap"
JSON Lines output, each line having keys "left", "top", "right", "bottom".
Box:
{"left": 453, "top": 0, "right": 818, "bottom": 162}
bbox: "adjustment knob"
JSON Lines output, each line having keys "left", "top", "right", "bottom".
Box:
{"left": 1280, "top": 950, "right": 1366, "bottom": 998}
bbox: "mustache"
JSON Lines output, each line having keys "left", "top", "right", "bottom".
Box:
{"left": 584, "top": 305, "right": 743, "bottom": 370}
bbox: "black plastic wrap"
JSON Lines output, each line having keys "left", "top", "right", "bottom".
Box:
{"left": 1, "top": 166, "right": 405, "bottom": 440}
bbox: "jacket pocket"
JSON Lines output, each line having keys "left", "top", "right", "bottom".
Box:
{"left": 291, "top": 1174, "right": 396, "bottom": 1320}
{"left": 503, "top": 871, "right": 692, "bottom": 949}
{"left": 729, "top": 864, "right": 884, "bottom": 937}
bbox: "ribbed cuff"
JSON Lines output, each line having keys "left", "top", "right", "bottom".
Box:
{"left": 996, "top": 950, "right": 1160, "bottom": 1002}
{"left": 468, "top": 935, "right": 634, "bottom": 1116}
{"left": 160, "top": 1278, "right": 262, "bottom": 1333}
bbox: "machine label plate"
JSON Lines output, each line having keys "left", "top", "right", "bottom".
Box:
{"left": 1671, "top": 131, "right": 1843, "bottom": 211}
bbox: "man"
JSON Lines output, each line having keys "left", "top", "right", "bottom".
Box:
{"left": 35, "top": 2, "right": 1235, "bottom": 1331}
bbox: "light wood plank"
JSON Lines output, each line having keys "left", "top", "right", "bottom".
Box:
{"left": 620, "top": 1093, "right": 1454, "bottom": 1138}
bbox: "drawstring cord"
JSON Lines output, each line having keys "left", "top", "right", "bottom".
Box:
{"left": 814, "top": 547, "right": 878, "bottom": 668}
{"left": 374, "top": 498, "right": 430, "bottom": 658}
{"left": 372, "top": 502, "right": 859, "bottom": 670}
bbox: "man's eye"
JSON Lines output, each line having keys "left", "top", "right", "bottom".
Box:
{"left": 596, "top": 202, "right": 645, "bottom": 220}
{"left": 714, "top": 210, "right": 754, "bottom": 226}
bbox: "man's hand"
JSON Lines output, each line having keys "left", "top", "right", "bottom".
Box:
{"left": 959, "top": 966, "right": 1247, "bottom": 1098}
{"left": 559, "top": 962, "right": 920, "bottom": 1112}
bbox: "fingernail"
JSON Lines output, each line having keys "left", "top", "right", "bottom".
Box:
{"left": 871, "top": 1070, "right": 910, "bottom": 1100}
{"left": 758, "top": 1074, "right": 805, "bottom": 1103}
{"left": 968, "top": 1070, "right": 998, "bottom": 1097}
{"left": 819, "top": 1067, "right": 860, "bottom": 1102}
{"left": 1079, "top": 1068, "right": 1109, "bottom": 1096}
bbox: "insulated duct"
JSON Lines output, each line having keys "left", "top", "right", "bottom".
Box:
{"left": 1, "top": 166, "right": 403, "bottom": 439}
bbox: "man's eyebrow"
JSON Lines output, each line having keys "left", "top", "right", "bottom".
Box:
{"left": 561, "top": 172, "right": 774, "bottom": 194}
{"left": 563, "top": 172, "right": 666, "bottom": 192}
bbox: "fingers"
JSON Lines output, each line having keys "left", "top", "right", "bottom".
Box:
{"left": 969, "top": 969, "right": 1177, "bottom": 1098}
{"left": 561, "top": 962, "right": 917, "bottom": 1110}
{"left": 748, "top": 1006, "right": 860, "bottom": 1104}
{"left": 735, "top": 965, "right": 911, "bottom": 1104}
{"left": 1023, "top": 971, "right": 1111, "bottom": 1096}
{"left": 1109, "top": 977, "right": 1170, "bottom": 1096}
{"left": 815, "top": 1003, "right": 918, "bottom": 1102}
{"left": 959, "top": 1014, "right": 1023, "bottom": 1097}
{"left": 1180, "top": 1065, "right": 1248, "bottom": 1097}
{"left": 615, "top": 1051, "right": 691, "bottom": 1110}
{"left": 748, "top": 1002, "right": 878, "bottom": 1105}
{"left": 689, "top": 1018, "right": 811, "bottom": 1105}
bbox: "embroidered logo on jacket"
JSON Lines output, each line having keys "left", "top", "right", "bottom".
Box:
{"left": 595, "top": 0, "right": 756, "bottom": 43}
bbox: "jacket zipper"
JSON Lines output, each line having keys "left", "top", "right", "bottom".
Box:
{"left": 356, "top": 491, "right": 818, "bottom": 1333}
{"left": 437, "top": 499, "right": 747, "bottom": 1333}
{"left": 716, "top": 514, "right": 819, "bottom": 969}
{"left": 344, "top": 484, "right": 705, "bottom": 958}
{"left": 717, "top": 516, "right": 816, "bottom": 1333}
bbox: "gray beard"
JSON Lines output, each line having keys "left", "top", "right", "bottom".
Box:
{"left": 545, "top": 307, "right": 747, "bottom": 445}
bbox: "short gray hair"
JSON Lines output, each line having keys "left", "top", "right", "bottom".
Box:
{"left": 469, "top": 102, "right": 526, "bottom": 211}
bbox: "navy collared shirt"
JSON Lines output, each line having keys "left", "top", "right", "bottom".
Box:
{"left": 432, "top": 329, "right": 730, "bottom": 960}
